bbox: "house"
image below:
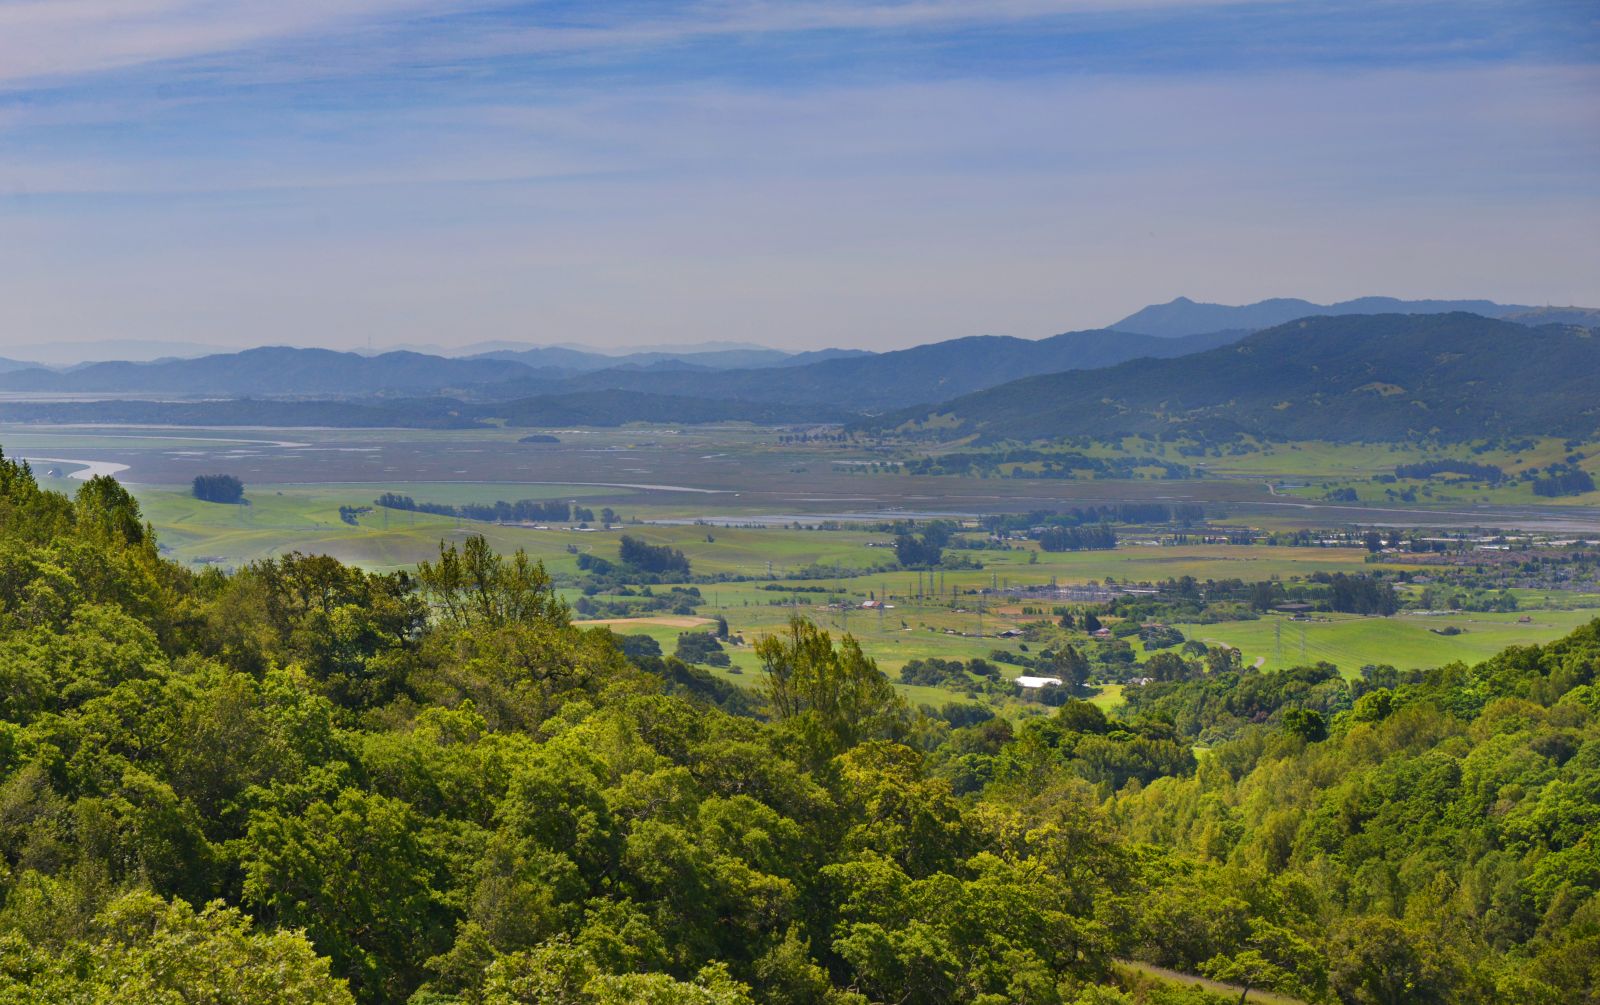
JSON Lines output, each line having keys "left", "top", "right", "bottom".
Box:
{"left": 1015, "top": 676, "right": 1063, "bottom": 689}
{"left": 1091, "top": 627, "right": 1113, "bottom": 640}
{"left": 998, "top": 628, "right": 1023, "bottom": 638}
{"left": 860, "top": 600, "right": 884, "bottom": 609}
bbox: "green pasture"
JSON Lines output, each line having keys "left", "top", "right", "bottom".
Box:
{"left": 94, "top": 476, "right": 1396, "bottom": 590}
{"left": 22, "top": 429, "right": 1599, "bottom": 702}
{"left": 578, "top": 613, "right": 990, "bottom": 710}
{"left": 1176, "top": 609, "right": 1600, "bottom": 676}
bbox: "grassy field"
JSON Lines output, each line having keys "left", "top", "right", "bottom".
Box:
{"left": 1176, "top": 609, "right": 1600, "bottom": 676}
{"left": 1114, "top": 959, "right": 1307, "bottom": 1005}
{"left": 37, "top": 473, "right": 1591, "bottom": 697}
{"left": 16, "top": 423, "right": 1600, "bottom": 711}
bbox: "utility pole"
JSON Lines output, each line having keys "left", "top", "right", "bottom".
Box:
{"left": 1275, "top": 620, "right": 1282, "bottom": 662}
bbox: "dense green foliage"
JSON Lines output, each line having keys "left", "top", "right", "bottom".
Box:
{"left": 1393, "top": 459, "right": 1506, "bottom": 483}
{"left": 674, "top": 630, "right": 730, "bottom": 667}
{"left": 619, "top": 535, "right": 692, "bottom": 576}
{"left": 191, "top": 473, "right": 245, "bottom": 504}
{"left": 376, "top": 494, "right": 580, "bottom": 524}
{"left": 1533, "top": 466, "right": 1597, "bottom": 497}
{"left": 0, "top": 446, "right": 1595, "bottom": 1004}
{"left": 1037, "top": 525, "right": 1118, "bottom": 553}
{"left": 1110, "top": 628, "right": 1600, "bottom": 1002}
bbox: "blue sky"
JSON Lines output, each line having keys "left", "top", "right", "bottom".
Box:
{"left": 0, "top": 0, "right": 1595, "bottom": 353}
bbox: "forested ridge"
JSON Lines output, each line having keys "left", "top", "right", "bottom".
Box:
{"left": 0, "top": 447, "right": 1595, "bottom": 1003}
{"left": 868, "top": 313, "right": 1600, "bottom": 442}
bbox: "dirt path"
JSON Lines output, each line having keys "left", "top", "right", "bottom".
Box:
{"left": 574, "top": 615, "right": 715, "bottom": 629}
{"left": 1116, "top": 959, "right": 1309, "bottom": 1004}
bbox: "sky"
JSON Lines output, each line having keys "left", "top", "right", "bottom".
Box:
{"left": 0, "top": 0, "right": 1596, "bottom": 356}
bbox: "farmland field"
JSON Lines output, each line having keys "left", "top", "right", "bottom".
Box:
{"left": 8, "top": 420, "right": 1600, "bottom": 713}
{"left": 1174, "top": 609, "right": 1600, "bottom": 676}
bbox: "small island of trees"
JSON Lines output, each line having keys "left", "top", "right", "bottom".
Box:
{"left": 191, "top": 473, "right": 244, "bottom": 504}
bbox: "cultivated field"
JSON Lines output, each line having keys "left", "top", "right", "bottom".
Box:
{"left": 9, "top": 421, "right": 1600, "bottom": 713}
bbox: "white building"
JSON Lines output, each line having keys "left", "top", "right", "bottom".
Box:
{"left": 1015, "top": 676, "right": 1063, "bottom": 689}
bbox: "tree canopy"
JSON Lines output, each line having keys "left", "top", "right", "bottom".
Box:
{"left": 0, "top": 447, "right": 1594, "bottom": 1004}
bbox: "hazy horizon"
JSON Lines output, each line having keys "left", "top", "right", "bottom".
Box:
{"left": 0, "top": 291, "right": 1596, "bottom": 365}
{"left": 1, "top": 1, "right": 1596, "bottom": 355}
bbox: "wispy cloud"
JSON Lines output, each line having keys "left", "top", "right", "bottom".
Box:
{"left": 0, "top": 0, "right": 1593, "bottom": 350}
{"left": 0, "top": 0, "right": 477, "bottom": 84}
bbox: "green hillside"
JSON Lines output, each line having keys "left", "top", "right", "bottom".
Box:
{"left": 869, "top": 313, "right": 1600, "bottom": 442}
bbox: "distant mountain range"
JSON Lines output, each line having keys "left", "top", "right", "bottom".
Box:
{"left": 486, "top": 327, "right": 1248, "bottom": 412}
{"left": 1107, "top": 296, "right": 1552, "bottom": 337}
{"left": 0, "top": 339, "right": 233, "bottom": 366}
{"left": 0, "top": 327, "right": 1243, "bottom": 407}
{"left": 0, "top": 348, "right": 517, "bottom": 395}
{"left": 867, "top": 313, "right": 1600, "bottom": 442}
{"left": 1, "top": 297, "right": 1594, "bottom": 433}
{"left": 468, "top": 345, "right": 868, "bottom": 373}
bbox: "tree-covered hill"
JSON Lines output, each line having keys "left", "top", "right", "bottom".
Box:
{"left": 867, "top": 313, "right": 1600, "bottom": 443}
{"left": 0, "top": 444, "right": 1594, "bottom": 1004}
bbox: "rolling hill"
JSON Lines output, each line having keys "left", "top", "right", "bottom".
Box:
{"left": 0, "top": 327, "right": 1234, "bottom": 412}
{"left": 511, "top": 326, "right": 1249, "bottom": 412}
{"left": 0, "top": 347, "right": 527, "bottom": 395}
{"left": 867, "top": 313, "right": 1600, "bottom": 443}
